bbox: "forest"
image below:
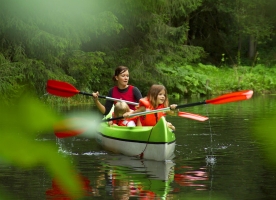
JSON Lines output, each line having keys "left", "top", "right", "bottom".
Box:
{"left": 1, "top": 0, "right": 276, "bottom": 101}
{"left": 1, "top": 1, "right": 276, "bottom": 198}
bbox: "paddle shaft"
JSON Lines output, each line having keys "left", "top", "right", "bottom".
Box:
{"left": 46, "top": 80, "right": 138, "bottom": 106}
{"left": 54, "top": 109, "right": 209, "bottom": 138}
{"left": 104, "top": 89, "right": 254, "bottom": 122}
{"left": 79, "top": 91, "right": 138, "bottom": 106}
{"left": 54, "top": 89, "right": 253, "bottom": 138}
{"left": 102, "top": 102, "right": 206, "bottom": 122}
{"left": 47, "top": 80, "right": 252, "bottom": 108}
{"left": 176, "top": 101, "right": 206, "bottom": 109}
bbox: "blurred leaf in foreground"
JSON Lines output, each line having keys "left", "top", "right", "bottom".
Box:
{"left": 0, "top": 93, "right": 84, "bottom": 199}
{"left": 253, "top": 115, "right": 276, "bottom": 167}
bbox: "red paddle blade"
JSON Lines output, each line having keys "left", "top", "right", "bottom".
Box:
{"left": 55, "top": 129, "right": 86, "bottom": 138}
{"left": 178, "top": 111, "right": 209, "bottom": 122}
{"left": 206, "top": 90, "right": 253, "bottom": 104}
{"left": 54, "top": 117, "right": 85, "bottom": 138}
{"left": 53, "top": 115, "right": 101, "bottom": 138}
{"left": 47, "top": 80, "right": 79, "bottom": 97}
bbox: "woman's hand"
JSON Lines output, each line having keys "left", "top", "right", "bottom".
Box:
{"left": 92, "top": 92, "right": 99, "bottom": 101}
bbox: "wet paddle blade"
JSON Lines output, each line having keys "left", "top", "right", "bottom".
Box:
{"left": 47, "top": 80, "right": 79, "bottom": 97}
{"left": 54, "top": 113, "right": 102, "bottom": 138}
{"left": 54, "top": 117, "right": 86, "bottom": 138}
{"left": 178, "top": 112, "right": 209, "bottom": 122}
{"left": 206, "top": 90, "right": 253, "bottom": 104}
{"left": 54, "top": 111, "right": 208, "bottom": 138}
{"left": 55, "top": 129, "right": 86, "bottom": 138}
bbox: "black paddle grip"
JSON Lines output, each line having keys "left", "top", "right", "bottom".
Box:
{"left": 176, "top": 101, "right": 206, "bottom": 109}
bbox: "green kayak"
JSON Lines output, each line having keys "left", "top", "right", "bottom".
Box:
{"left": 96, "top": 109, "right": 176, "bottom": 161}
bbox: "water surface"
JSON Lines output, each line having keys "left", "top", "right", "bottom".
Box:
{"left": 1, "top": 94, "right": 276, "bottom": 199}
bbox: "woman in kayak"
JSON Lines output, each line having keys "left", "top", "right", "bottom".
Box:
{"left": 124, "top": 84, "right": 177, "bottom": 130}
{"left": 92, "top": 66, "right": 142, "bottom": 115}
{"left": 108, "top": 101, "right": 138, "bottom": 127}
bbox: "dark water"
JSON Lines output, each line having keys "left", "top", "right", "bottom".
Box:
{"left": 2, "top": 95, "right": 276, "bottom": 199}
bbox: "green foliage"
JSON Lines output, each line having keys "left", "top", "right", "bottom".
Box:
{"left": 0, "top": 48, "right": 74, "bottom": 98}
{"left": 66, "top": 50, "right": 105, "bottom": 90}
{"left": 0, "top": 53, "right": 24, "bottom": 102}
{"left": 0, "top": 93, "right": 84, "bottom": 199}
{"left": 189, "top": 0, "right": 276, "bottom": 65}
{"left": 156, "top": 63, "right": 214, "bottom": 96}
{"left": 0, "top": 0, "right": 124, "bottom": 97}
{"left": 138, "top": 0, "right": 206, "bottom": 64}
{"left": 204, "top": 64, "right": 276, "bottom": 94}
{"left": 1, "top": 0, "right": 276, "bottom": 100}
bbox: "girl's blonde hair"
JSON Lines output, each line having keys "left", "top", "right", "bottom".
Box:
{"left": 114, "top": 101, "right": 131, "bottom": 117}
{"left": 146, "top": 84, "right": 169, "bottom": 109}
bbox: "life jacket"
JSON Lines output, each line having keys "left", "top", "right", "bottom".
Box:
{"left": 138, "top": 98, "right": 166, "bottom": 126}
{"left": 112, "top": 85, "right": 136, "bottom": 110}
{"left": 112, "top": 113, "right": 137, "bottom": 127}
{"left": 116, "top": 119, "right": 135, "bottom": 127}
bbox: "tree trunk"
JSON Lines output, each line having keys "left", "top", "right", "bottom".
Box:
{"left": 184, "top": 16, "right": 189, "bottom": 45}
{"left": 248, "top": 35, "right": 256, "bottom": 59}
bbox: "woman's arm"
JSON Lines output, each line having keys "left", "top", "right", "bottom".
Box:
{"left": 133, "top": 87, "right": 143, "bottom": 102}
{"left": 104, "top": 89, "right": 114, "bottom": 115}
{"left": 92, "top": 91, "right": 106, "bottom": 114}
{"left": 92, "top": 89, "right": 114, "bottom": 115}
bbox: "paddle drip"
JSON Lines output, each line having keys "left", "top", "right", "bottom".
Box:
{"left": 203, "top": 105, "right": 216, "bottom": 199}
{"left": 204, "top": 105, "right": 216, "bottom": 166}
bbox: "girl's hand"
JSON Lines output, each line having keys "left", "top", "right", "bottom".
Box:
{"left": 167, "top": 122, "right": 175, "bottom": 131}
{"left": 108, "top": 121, "right": 113, "bottom": 126}
{"left": 168, "top": 104, "right": 178, "bottom": 116}
{"left": 170, "top": 104, "right": 177, "bottom": 110}
{"left": 108, "top": 121, "right": 118, "bottom": 126}
{"left": 123, "top": 111, "right": 132, "bottom": 119}
{"left": 123, "top": 107, "right": 145, "bottom": 118}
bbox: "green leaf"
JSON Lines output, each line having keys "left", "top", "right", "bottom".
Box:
{"left": 0, "top": 94, "right": 84, "bottom": 199}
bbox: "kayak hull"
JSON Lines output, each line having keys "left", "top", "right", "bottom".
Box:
{"left": 96, "top": 115, "right": 176, "bottom": 161}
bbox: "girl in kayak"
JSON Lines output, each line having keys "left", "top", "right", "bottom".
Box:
{"left": 108, "top": 101, "right": 138, "bottom": 127}
{"left": 124, "top": 84, "right": 177, "bottom": 130}
{"left": 92, "top": 66, "right": 142, "bottom": 115}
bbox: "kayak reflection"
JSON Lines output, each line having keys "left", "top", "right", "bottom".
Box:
{"left": 174, "top": 166, "right": 209, "bottom": 190}
{"left": 102, "top": 156, "right": 209, "bottom": 199}
{"left": 45, "top": 155, "right": 210, "bottom": 199}
{"left": 101, "top": 155, "right": 175, "bottom": 199}
{"left": 45, "top": 174, "right": 93, "bottom": 199}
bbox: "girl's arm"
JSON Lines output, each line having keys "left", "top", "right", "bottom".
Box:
{"left": 123, "top": 106, "right": 146, "bottom": 118}
{"left": 166, "top": 121, "right": 175, "bottom": 131}
{"left": 136, "top": 117, "right": 142, "bottom": 126}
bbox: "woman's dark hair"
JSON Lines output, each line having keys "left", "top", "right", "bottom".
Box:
{"left": 112, "top": 66, "right": 129, "bottom": 82}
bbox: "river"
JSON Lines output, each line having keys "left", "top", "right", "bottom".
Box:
{"left": 1, "top": 94, "right": 276, "bottom": 199}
